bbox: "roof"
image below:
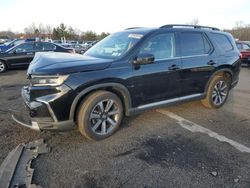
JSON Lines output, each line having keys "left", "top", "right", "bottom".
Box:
{"left": 124, "top": 24, "right": 222, "bottom": 33}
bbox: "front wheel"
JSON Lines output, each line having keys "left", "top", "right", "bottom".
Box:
{"left": 77, "top": 91, "right": 123, "bottom": 140}
{"left": 201, "top": 76, "right": 230, "bottom": 108}
{"left": 0, "top": 61, "right": 6, "bottom": 73}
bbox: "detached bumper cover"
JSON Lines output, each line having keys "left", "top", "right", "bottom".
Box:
{"left": 12, "top": 114, "right": 40, "bottom": 131}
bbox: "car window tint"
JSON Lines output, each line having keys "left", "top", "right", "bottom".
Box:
{"left": 210, "top": 33, "right": 233, "bottom": 52}
{"left": 242, "top": 44, "right": 250, "bottom": 50}
{"left": 204, "top": 36, "right": 211, "bottom": 53}
{"left": 139, "top": 33, "right": 175, "bottom": 60}
{"left": 236, "top": 43, "right": 242, "bottom": 50}
{"left": 42, "top": 43, "right": 56, "bottom": 51}
{"left": 180, "top": 32, "right": 209, "bottom": 56}
{"left": 13, "top": 40, "right": 25, "bottom": 46}
{"left": 34, "top": 43, "right": 43, "bottom": 51}
{"left": 15, "top": 43, "right": 34, "bottom": 53}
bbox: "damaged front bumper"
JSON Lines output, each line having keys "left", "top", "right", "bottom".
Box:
{"left": 12, "top": 85, "right": 76, "bottom": 131}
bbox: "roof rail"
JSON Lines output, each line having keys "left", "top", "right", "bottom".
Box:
{"left": 125, "top": 27, "right": 144, "bottom": 30}
{"left": 160, "top": 24, "right": 220, "bottom": 31}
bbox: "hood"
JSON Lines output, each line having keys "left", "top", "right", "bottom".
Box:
{"left": 28, "top": 52, "right": 113, "bottom": 75}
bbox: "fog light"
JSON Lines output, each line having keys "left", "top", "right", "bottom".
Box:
{"left": 30, "top": 101, "right": 42, "bottom": 109}
{"left": 30, "top": 110, "right": 37, "bottom": 117}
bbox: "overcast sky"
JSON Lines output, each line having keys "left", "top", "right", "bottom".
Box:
{"left": 0, "top": 0, "right": 249, "bottom": 34}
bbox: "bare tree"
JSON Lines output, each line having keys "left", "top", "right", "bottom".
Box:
{"left": 225, "top": 21, "right": 250, "bottom": 41}
{"left": 235, "top": 21, "right": 245, "bottom": 29}
{"left": 187, "top": 18, "right": 200, "bottom": 25}
{"left": 45, "top": 25, "right": 53, "bottom": 38}
{"left": 24, "top": 23, "right": 39, "bottom": 38}
{"left": 38, "top": 23, "right": 46, "bottom": 36}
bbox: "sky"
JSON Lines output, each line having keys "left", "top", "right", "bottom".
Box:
{"left": 0, "top": 0, "right": 250, "bottom": 34}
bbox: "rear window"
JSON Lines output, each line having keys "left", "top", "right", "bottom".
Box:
{"left": 236, "top": 43, "right": 242, "bottom": 50}
{"left": 242, "top": 43, "right": 250, "bottom": 50}
{"left": 210, "top": 33, "right": 233, "bottom": 52}
{"left": 42, "top": 43, "right": 56, "bottom": 51}
{"left": 180, "top": 32, "right": 211, "bottom": 56}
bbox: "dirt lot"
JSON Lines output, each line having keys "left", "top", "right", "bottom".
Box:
{"left": 0, "top": 67, "right": 250, "bottom": 188}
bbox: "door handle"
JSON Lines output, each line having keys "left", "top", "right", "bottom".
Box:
{"left": 168, "top": 64, "right": 180, "bottom": 71}
{"left": 26, "top": 52, "right": 33, "bottom": 55}
{"left": 207, "top": 60, "right": 216, "bottom": 66}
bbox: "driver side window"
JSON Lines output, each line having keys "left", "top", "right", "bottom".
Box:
{"left": 15, "top": 43, "right": 34, "bottom": 53}
{"left": 139, "top": 33, "right": 175, "bottom": 61}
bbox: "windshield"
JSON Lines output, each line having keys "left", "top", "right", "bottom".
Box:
{"left": 4, "top": 39, "right": 24, "bottom": 46}
{"left": 85, "top": 32, "right": 144, "bottom": 59}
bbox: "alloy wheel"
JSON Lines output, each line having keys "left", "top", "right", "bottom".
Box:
{"left": 212, "top": 81, "right": 228, "bottom": 106}
{"left": 89, "top": 99, "right": 120, "bottom": 135}
{"left": 0, "top": 62, "right": 5, "bottom": 73}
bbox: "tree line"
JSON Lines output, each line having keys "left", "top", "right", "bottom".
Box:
{"left": 1, "top": 21, "right": 250, "bottom": 41}
{"left": 224, "top": 22, "right": 250, "bottom": 41}
{"left": 0, "top": 23, "right": 110, "bottom": 41}
{"left": 187, "top": 19, "right": 250, "bottom": 41}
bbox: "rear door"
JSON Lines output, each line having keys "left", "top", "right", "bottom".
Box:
{"left": 178, "top": 31, "right": 215, "bottom": 96}
{"left": 6, "top": 43, "right": 35, "bottom": 68}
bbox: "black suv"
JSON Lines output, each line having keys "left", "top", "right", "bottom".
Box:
{"left": 13, "top": 25, "right": 241, "bottom": 140}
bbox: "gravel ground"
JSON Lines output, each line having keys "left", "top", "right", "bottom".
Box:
{"left": 0, "top": 67, "right": 250, "bottom": 188}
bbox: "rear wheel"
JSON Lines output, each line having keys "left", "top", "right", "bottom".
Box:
{"left": 201, "top": 76, "right": 230, "bottom": 108}
{"left": 0, "top": 61, "right": 6, "bottom": 73}
{"left": 77, "top": 91, "right": 123, "bottom": 140}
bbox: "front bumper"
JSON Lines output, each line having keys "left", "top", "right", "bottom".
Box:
{"left": 13, "top": 85, "right": 76, "bottom": 131}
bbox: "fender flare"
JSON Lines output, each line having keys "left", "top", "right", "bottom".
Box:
{"left": 69, "top": 83, "right": 132, "bottom": 120}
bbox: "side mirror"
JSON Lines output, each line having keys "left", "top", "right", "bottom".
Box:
{"left": 133, "top": 53, "right": 155, "bottom": 65}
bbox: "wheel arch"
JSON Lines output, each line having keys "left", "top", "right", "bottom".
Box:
{"left": 69, "top": 83, "right": 132, "bottom": 121}
{"left": 0, "top": 59, "right": 7, "bottom": 72}
{"left": 0, "top": 59, "right": 7, "bottom": 67}
{"left": 205, "top": 67, "right": 233, "bottom": 93}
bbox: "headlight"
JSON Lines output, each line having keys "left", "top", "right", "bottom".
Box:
{"left": 30, "top": 75, "right": 69, "bottom": 86}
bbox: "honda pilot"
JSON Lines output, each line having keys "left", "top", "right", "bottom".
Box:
{"left": 13, "top": 25, "right": 241, "bottom": 140}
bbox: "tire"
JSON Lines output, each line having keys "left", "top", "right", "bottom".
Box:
{"left": 77, "top": 90, "right": 123, "bottom": 140}
{"left": 0, "top": 61, "right": 6, "bottom": 73}
{"left": 201, "top": 76, "right": 230, "bottom": 109}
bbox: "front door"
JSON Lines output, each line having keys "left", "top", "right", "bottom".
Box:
{"left": 7, "top": 43, "right": 35, "bottom": 68}
{"left": 131, "top": 32, "right": 182, "bottom": 107}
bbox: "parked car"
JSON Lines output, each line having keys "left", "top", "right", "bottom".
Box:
{"left": 82, "top": 41, "right": 96, "bottom": 49}
{"left": 83, "top": 40, "right": 99, "bottom": 52}
{"left": 0, "top": 41, "right": 74, "bottom": 73}
{"left": 0, "top": 38, "right": 39, "bottom": 53}
{"left": 61, "top": 43, "right": 87, "bottom": 54}
{"left": 243, "top": 41, "right": 250, "bottom": 45}
{"left": 0, "top": 39, "right": 7, "bottom": 44}
{"left": 236, "top": 41, "right": 250, "bottom": 66}
{"left": 53, "top": 40, "right": 62, "bottom": 44}
{"left": 14, "top": 25, "right": 241, "bottom": 140}
{"left": 0, "top": 39, "right": 25, "bottom": 52}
